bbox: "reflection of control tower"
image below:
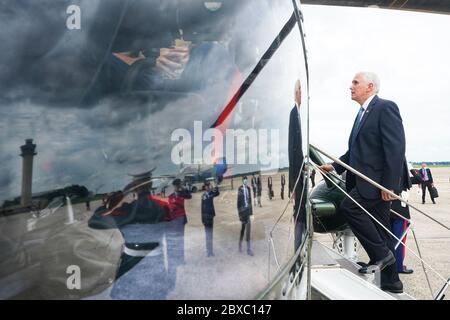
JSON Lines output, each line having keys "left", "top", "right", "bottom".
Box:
{"left": 20, "top": 139, "right": 37, "bottom": 207}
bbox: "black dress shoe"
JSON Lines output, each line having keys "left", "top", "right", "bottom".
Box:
{"left": 359, "top": 251, "right": 396, "bottom": 274}
{"left": 357, "top": 261, "right": 373, "bottom": 273}
{"left": 381, "top": 281, "right": 403, "bottom": 293}
{"left": 399, "top": 267, "right": 414, "bottom": 274}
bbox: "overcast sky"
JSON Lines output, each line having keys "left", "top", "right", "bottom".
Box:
{"left": 1, "top": 2, "right": 449, "bottom": 203}
{"left": 301, "top": 5, "right": 450, "bottom": 162}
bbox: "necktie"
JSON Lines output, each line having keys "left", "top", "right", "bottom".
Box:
{"left": 351, "top": 107, "right": 365, "bottom": 147}
{"left": 423, "top": 169, "right": 428, "bottom": 181}
{"left": 349, "top": 107, "right": 365, "bottom": 166}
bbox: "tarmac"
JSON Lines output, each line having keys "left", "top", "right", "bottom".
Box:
{"left": 1, "top": 168, "right": 449, "bottom": 300}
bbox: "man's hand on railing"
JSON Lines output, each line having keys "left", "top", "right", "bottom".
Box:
{"left": 381, "top": 190, "right": 396, "bottom": 202}
{"left": 318, "top": 164, "right": 334, "bottom": 173}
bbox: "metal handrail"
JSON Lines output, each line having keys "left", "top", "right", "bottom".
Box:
{"left": 309, "top": 144, "right": 450, "bottom": 299}
{"left": 310, "top": 144, "right": 450, "bottom": 232}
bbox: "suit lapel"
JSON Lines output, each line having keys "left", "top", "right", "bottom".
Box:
{"left": 353, "top": 95, "right": 378, "bottom": 143}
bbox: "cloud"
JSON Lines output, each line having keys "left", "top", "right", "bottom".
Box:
{"left": 2, "top": 2, "right": 449, "bottom": 203}
{"left": 303, "top": 5, "right": 450, "bottom": 162}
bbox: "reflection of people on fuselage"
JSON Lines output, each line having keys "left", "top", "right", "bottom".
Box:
{"left": 237, "top": 176, "right": 254, "bottom": 256}
{"left": 267, "top": 176, "right": 273, "bottom": 200}
{"left": 91, "top": 2, "right": 240, "bottom": 99}
{"left": 256, "top": 175, "right": 262, "bottom": 207}
{"left": 88, "top": 179, "right": 172, "bottom": 300}
{"left": 201, "top": 181, "right": 220, "bottom": 257}
{"left": 251, "top": 175, "right": 257, "bottom": 205}
{"left": 166, "top": 178, "right": 192, "bottom": 291}
{"left": 280, "top": 174, "right": 286, "bottom": 200}
{"left": 103, "top": 41, "right": 236, "bottom": 93}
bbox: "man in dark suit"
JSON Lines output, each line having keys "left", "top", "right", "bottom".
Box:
{"left": 237, "top": 176, "right": 254, "bottom": 256}
{"left": 419, "top": 163, "right": 436, "bottom": 204}
{"left": 251, "top": 175, "right": 258, "bottom": 205}
{"left": 201, "top": 181, "right": 220, "bottom": 257}
{"left": 289, "top": 79, "right": 306, "bottom": 252}
{"left": 280, "top": 174, "right": 286, "bottom": 200}
{"left": 310, "top": 169, "right": 316, "bottom": 188}
{"left": 256, "top": 174, "right": 262, "bottom": 207}
{"left": 320, "top": 72, "right": 406, "bottom": 293}
{"left": 267, "top": 176, "right": 274, "bottom": 200}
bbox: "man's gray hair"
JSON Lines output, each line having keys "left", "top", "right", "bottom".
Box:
{"left": 361, "top": 72, "right": 380, "bottom": 94}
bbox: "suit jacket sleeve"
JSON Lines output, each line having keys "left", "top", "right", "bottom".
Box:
{"left": 237, "top": 188, "right": 241, "bottom": 211}
{"left": 428, "top": 169, "right": 434, "bottom": 184}
{"left": 380, "top": 102, "right": 406, "bottom": 190}
{"left": 332, "top": 150, "right": 350, "bottom": 175}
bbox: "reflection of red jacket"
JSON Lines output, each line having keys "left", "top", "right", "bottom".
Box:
{"left": 167, "top": 190, "right": 192, "bottom": 220}
{"left": 148, "top": 195, "right": 170, "bottom": 219}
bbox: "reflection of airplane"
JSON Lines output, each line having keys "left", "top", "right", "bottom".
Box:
{"left": 119, "top": 159, "right": 229, "bottom": 197}
{"left": 179, "top": 157, "right": 230, "bottom": 185}
{"left": 149, "top": 157, "right": 230, "bottom": 194}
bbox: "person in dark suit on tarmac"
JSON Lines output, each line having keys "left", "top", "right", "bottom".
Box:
{"left": 280, "top": 174, "right": 286, "bottom": 200}
{"left": 419, "top": 163, "right": 436, "bottom": 204}
{"left": 267, "top": 176, "right": 274, "bottom": 200}
{"left": 256, "top": 174, "right": 262, "bottom": 207}
{"left": 320, "top": 71, "right": 406, "bottom": 293}
{"left": 237, "top": 176, "right": 254, "bottom": 256}
{"left": 310, "top": 168, "right": 316, "bottom": 188}
{"left": 251, "top": 175, "right": 258, "bottom": 205}
{"left": 201, "top": 181, "right": 220, "bottom": 257}
{"left": 289, "top": 79, "right": 306, "bottom": 252}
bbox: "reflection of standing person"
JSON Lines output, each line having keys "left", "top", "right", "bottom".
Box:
{"left": 251, "top": 175, "right": 257, "bottom": 205}
{"left": 310, "top": 169, "right": 316, "bottom": 188}
{"left": 237, "top": 177, "right": 253, "bottom": 256}
{"left": 201, "top": 182, "right": 220, "bottom": 257}
{"left": 320, "top": 72, "right": 405, "bottom": 293}
{"left": 280, "top": 174, "right": 286, "bottom": 200}
{"left": 256, "top": 175, "right": 262, "bottom": 207}
{"left": 88, "top": 181, "right": 170, "bottom": 299}
{"left": 419, "top": 163, "right": 436, "bottom": 204}
{"left": 267, "top": 176, "right": 273, "bottom": 200}
{"left": 86, "top": 200, "right": 91, "bottom": 211}
{"left": 288, "top": 80, "right": 306, "bottom": 252}
{"left": 167, "top": 179, "right": 192, "bottom": 290}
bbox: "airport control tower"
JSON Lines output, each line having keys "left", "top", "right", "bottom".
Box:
{"left": 20, "top": 139, "right": 37, "bottom": 207}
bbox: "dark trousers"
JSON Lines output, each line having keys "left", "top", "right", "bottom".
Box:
{"left": 340, "top": 188, "right": 400, "bottom": 285}
{"left": 310, "top": 176, "right": 315, "bottom": 188}
{"left": 281, "top": 185, "right": 285, "bottom": 200}
{"left": 421, "top": 182, "right": 435, "bottom": 202}
{"left": 294, "top": 184, "right": 307, "bottom": 252}
{"left": 239, "top": 218, "right": 251, "bottom": 243}
{"left": 204, "top": 222, "right": 214, "bottom": 255}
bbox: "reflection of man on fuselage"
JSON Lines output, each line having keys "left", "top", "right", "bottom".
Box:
{"left": 88, "top": 179, "right": 171, "bottom": 300}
